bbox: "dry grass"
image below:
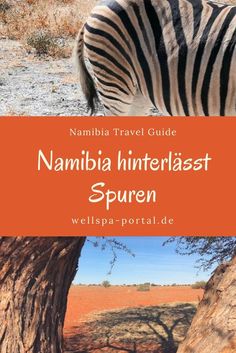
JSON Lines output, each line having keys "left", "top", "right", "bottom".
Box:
{"left": 0, "top": 0, "right": 235, "bottom": 57}
{"left": 0, "top": 0, "right": 97, "bottom": 57}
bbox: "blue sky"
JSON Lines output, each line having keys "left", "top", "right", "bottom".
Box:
{"left": 73, "top": 237, "right": 212, "bottom": 285}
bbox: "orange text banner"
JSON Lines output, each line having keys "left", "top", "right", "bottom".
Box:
{"left": 0, "top": 117, "right": 235, "bottom": 236}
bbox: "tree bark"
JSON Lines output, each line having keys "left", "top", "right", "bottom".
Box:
{"left": 177, "top": 255, "right": 236, "bottom": 353}
{"left": 0, "top": 236, "right": 85, "bottom": 353}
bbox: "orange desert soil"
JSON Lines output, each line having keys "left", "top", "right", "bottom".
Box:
{"left": 64, "top": 286, "right": 203, "bottom": 352}
{"left": 65, "top": 285, "right": 203, "bottom": 331}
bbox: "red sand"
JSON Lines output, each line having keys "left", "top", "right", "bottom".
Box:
{"left": 64, "top": 285, "right": 203, "bottom": 332}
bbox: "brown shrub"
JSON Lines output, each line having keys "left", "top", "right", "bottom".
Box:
{"left": 137, "top": 284, "right": 150, "bottom": 292}
{"left": 0, "top": 0, "right": 11, "bottom": 12}
{"left": 0, "top": 0, "right": 97, "bottom": 56}
{"left": 0, "top": 0, "right": 82, "bottom": 39}
{"left": 2, "top": 0, "right": 235, "bottom": 57}
{"left": 191, "top": 281, "right": 207, "bottom": 290}
{"left": 25, "top": 29, "right": 71, "bottom": 57}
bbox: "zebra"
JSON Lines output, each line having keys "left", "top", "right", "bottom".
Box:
{"left": 74, "top": 0, "right": 236, "bottom": 116}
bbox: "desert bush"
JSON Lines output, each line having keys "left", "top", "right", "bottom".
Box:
{"left": 0, "top": 0, "right": 10, "bottom": 12}
{"left": 0, "top": 0, "right": 11, "bottom": 25}
{"left": 191, "top": 281, "right": 207, "bottom": 289}
{"left": 25, "top": 29, "right": 71, "bottom": 57}
{"left": 102, "top": 280, "right": 111, "bottom": 288}
{"left": 0, "top": 0, "right": 98, "bottom": 57}
{"left": 56, "top": 0, "right": 75, "bottom": 3}
{"left": 26, "top": 30, "right": 56, "bottom": 55}
{"left": 0, "top": 0, "right": 97, "bottom": 40}
{"left": 137, "top": 284, "right": 150, "bottom": 292}
{"left": 1, "top": 0, "right": 235, "bottom": 42}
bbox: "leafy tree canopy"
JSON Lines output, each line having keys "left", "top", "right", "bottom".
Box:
{"left": 164, "top": 237, "right": 236, "bottom": 270}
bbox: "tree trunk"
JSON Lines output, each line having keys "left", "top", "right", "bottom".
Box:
{"left": 177, "top": 255, "right": 236, "bottom": 353}
{"left": 0, "top": 236, "right": 85, "bottom": 353}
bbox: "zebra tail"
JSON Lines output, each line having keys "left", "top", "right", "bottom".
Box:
{"left": 74, "top": 26, "right": 98, "bottom": 114}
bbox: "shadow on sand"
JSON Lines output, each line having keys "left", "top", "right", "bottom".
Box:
{"left": 65, "top": 303, "right": 196, "bottom": 353}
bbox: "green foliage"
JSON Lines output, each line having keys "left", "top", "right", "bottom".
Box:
{"left": 191, "top": 281, "right": 207, "bottom": 289}
{"left": 102, "top": 280, "right": 111, "bottom": 288}
{"left": 137, "top": 283, "right": 150, "bottom": 291}
{"left": 164, "top": 237, "right": 236, "bottom": 270}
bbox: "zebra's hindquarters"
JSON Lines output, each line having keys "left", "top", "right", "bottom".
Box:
{"left": 82, "top": 3, "right": 154, "bottom": 116}
{"left": 76, "top": 0, "right": 236, "bottom": 116}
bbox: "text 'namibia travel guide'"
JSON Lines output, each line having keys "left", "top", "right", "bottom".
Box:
{"left": 0, "top": 1, "right": 236, "bottom": 353}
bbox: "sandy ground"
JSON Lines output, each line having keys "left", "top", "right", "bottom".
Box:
{"left": 65, "top": 285, "right": 203, "bottom": 327}
{"left": 0, "top": 38, "right": 160, "bottom": 116}
{"left": 64, "top": 286, "right": 203, "bottom": 353}
{"left": 0, "top": 39, "right": 91, "bottom": 116}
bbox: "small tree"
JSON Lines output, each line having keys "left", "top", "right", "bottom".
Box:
{"left": 191, "top": 281, "right": 207, "bottom": 289}
{"left": 137, "top": 283, "right": 150, "bottom": 291}
{"left": 102, "top": 280, "right": 111, "bottom": 288}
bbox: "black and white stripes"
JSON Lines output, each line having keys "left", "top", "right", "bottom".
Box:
{"left": 75, "top": 0, "right": 236, "bottom": 116}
